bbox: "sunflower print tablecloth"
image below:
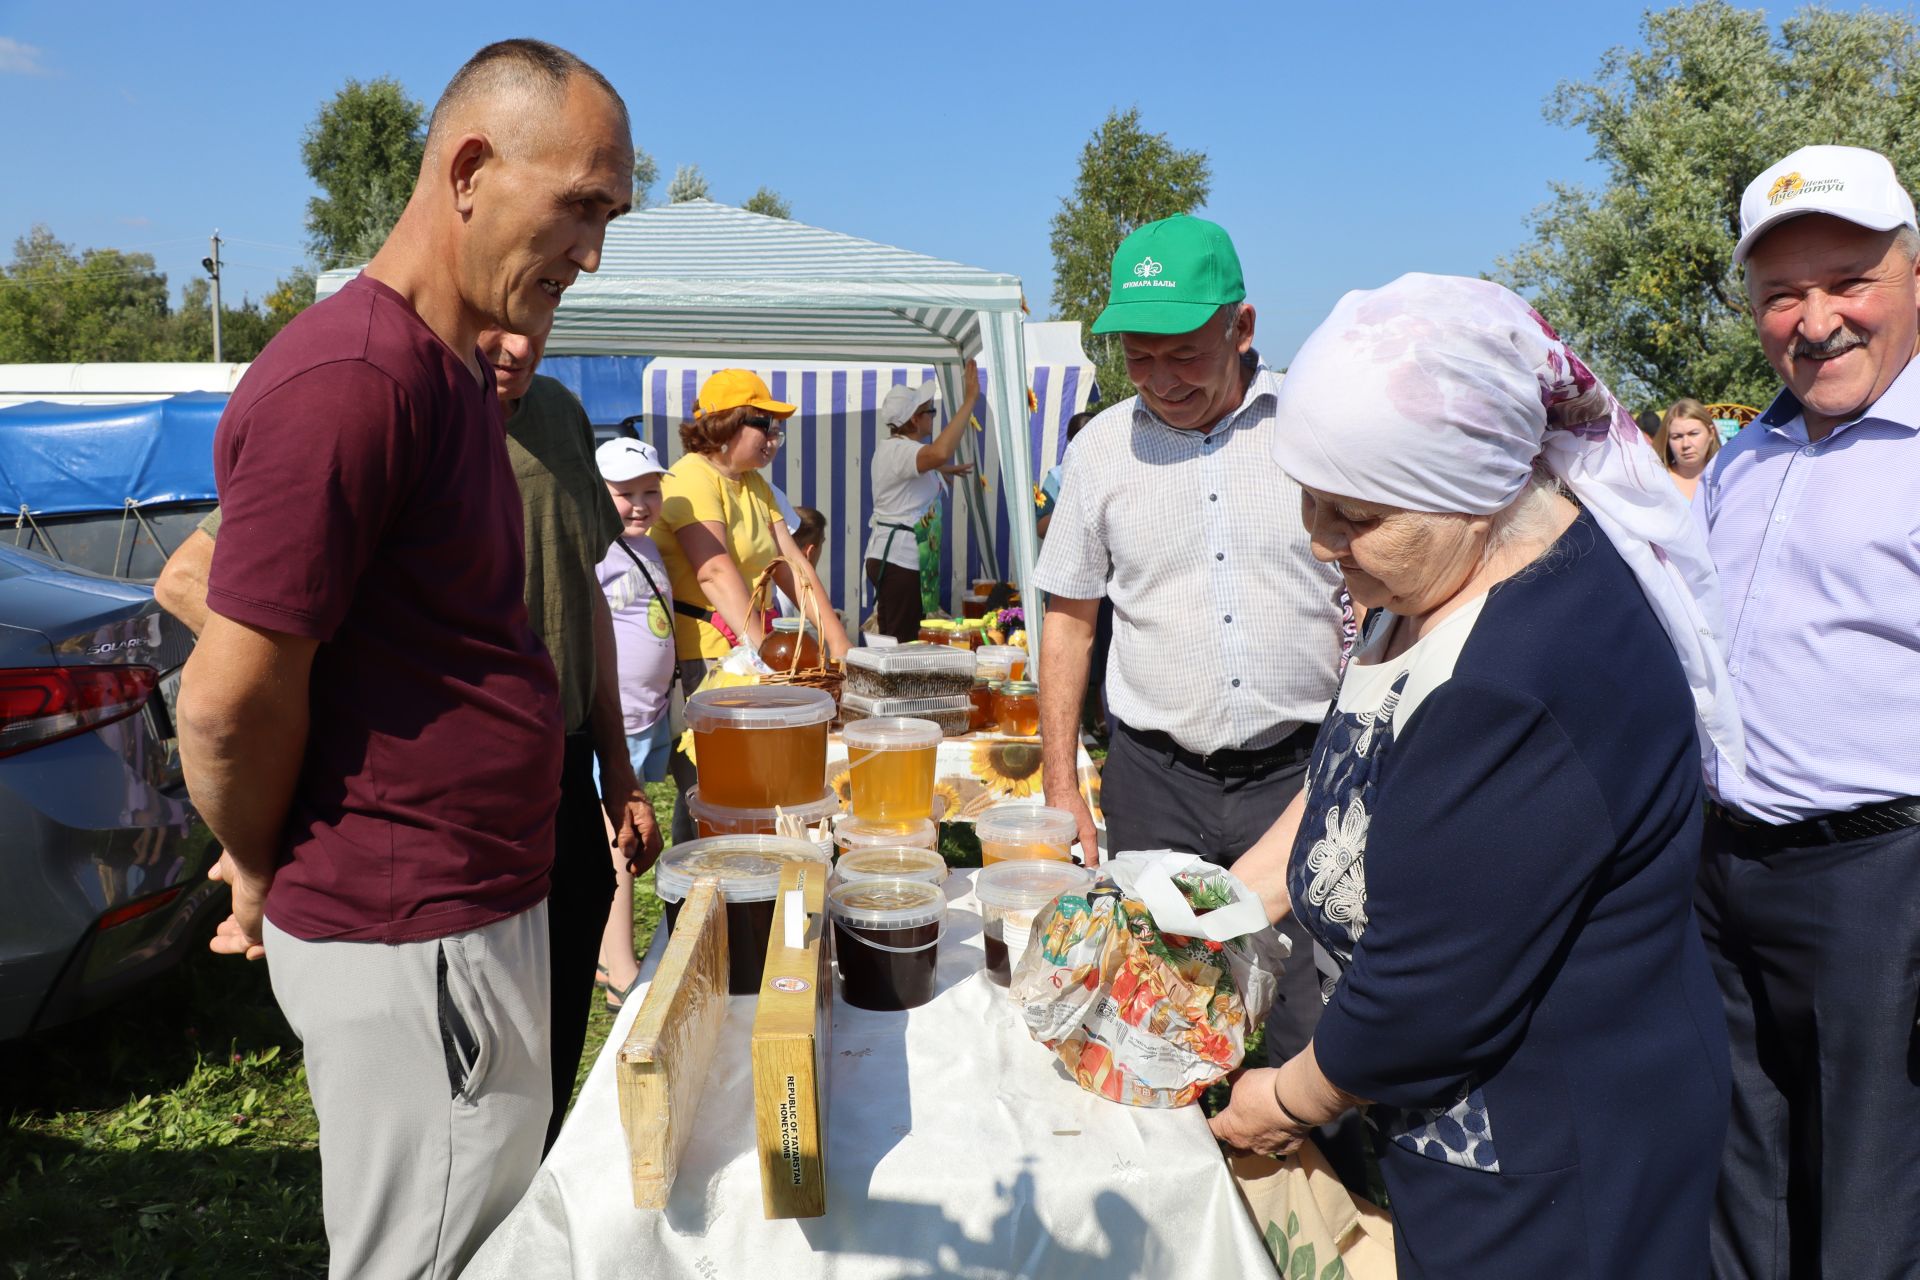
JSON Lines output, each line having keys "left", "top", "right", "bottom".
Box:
{"left": 825, "top": 732, "right": 1103, "bottom": 825}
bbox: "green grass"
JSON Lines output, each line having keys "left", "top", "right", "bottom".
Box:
{"left": 0, "top": 782, "right": 677, "bottom": 1279}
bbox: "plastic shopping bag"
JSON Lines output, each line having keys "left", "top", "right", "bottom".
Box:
{"left": 1009, "top": 851, "right": 1289, "bottom": 1108}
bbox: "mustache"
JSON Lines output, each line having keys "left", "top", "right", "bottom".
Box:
{"left": 1794, "top": 329, "right": 1866, "bottom": 360}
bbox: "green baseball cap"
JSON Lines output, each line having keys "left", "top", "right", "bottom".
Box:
{"left": 1090, "top": 214, "right": 1246, "bottom": 336}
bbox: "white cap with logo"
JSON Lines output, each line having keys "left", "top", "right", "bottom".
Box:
{"left": 596, "top": 437, "right": 667, "bottom": 483}
{"left": 1735, "top": 144, "right": 1918, "bottom": 264}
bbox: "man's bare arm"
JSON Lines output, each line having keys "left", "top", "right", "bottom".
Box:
{"left": 154, "top": 531, "right": 215, "bottom": 637}
{"left": 177, "top": 612, "right": 316, "bottom": 956}
{"left": 1038, "top": 594, "right": 1101, "bottom": 862}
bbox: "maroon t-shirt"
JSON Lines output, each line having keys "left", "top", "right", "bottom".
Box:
{"left": 208, "top": 274, "right": 563, "bottom": 944}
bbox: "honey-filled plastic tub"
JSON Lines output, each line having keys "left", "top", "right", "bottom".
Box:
{"left": 827, "top": 878, "right": 947, "bottom": 1011}
{"left": 655, "top": 835, "right": 830, "bottom": 993}
{"left": 685, "top": 685, "right": 836, "bottom": 810}
{"left": 842, "top": 717, "right": 942, "bottom": 826}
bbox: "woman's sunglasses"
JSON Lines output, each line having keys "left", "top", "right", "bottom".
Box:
{"left": 742, "top": 415, "right": 786, "bottom": 439}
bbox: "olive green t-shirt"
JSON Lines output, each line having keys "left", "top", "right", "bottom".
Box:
{"left": 506, "top": 375, "right": 623, "bottom": 733}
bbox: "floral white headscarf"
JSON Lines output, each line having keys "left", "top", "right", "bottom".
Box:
{"left": 1272, "top": 273, "right": 1743, "bottom": 773}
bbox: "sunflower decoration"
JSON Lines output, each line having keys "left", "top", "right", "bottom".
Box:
{"left": 971, "top": 738, "right": 1045, "bottom": 799}
{"left": 826, "top": 761, "right": 855, "bottom": 807}
{"left": 930, "top": 777, "right": 967, "bottom": 824}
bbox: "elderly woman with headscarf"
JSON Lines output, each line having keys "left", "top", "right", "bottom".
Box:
{"left": 1209, "top": 275, "right": 1742, "bottom": 1277}
{"left": 863, "top": 360, "right": 979, "bottom": 642}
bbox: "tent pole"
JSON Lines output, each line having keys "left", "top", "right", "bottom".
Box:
{"left": 982, "top": 312, "right": 1041, "bottom": 669}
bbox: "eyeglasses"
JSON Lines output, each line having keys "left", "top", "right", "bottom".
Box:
{"left": 742, "top": 415, "right": 786, "bottom": 439}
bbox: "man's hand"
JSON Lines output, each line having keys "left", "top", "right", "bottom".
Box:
{"left": 1045, "top": 776, "right": 1103, "bottom": 867}
{"left": 603, "top": 773, "right": 662, "bottom": 877}
{"left": 1207, "top": 1067, "right": 1310, "bottom": 1159}
{"left": 207, "top": 851, "right": 269, "bottom": 961}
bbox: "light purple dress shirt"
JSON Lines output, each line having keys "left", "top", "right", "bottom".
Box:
{"left": 1702, "top": 355, "right": 1920, "bottom": 823}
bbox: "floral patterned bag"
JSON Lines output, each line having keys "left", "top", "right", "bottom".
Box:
{"left": 1009, "top": 851, "right": 1288, "bottom": 1107}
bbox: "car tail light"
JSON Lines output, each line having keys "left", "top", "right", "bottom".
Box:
{"left": 0, "top": 665, "right": 158, "bottom": 758}
{"left": 96, "top": 885, "right": 184, "bottom": 931}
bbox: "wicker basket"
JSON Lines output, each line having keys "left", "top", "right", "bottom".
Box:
{"left": 748, "top": 556, "right": 844, "bottom": 703}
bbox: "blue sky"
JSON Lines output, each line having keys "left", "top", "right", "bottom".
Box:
{"left": 0, "top": 1, "right": 1864, "bottom": 364}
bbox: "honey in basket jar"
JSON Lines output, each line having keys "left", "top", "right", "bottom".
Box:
{"left": 759, "top": 617, "right": 821, "bottom": 672}
{"left": 994, "top": 680, "right": 1040, "bottom": 737}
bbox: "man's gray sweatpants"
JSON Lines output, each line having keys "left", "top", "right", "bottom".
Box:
{"left": 264, "top": 905, "right": 552, "bottom": 1279}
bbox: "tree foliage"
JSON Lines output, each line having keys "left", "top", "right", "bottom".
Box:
{"left": 741, "top": 186, "right": 792, "bottom": 219}
{"left": 667, "top": 163, "right": 711, "bottom": 204}
{"left": 1497, "top": 1, "right": 1920, "bottom": 409}
{"left": 300, "top": 76, "right": 426, "bottom": 268}
{"left": 0, "top": 226, "right": 291, "bottom": 363}
{"left": 1049, "top": 107, "right": 1212, "bottom": 401}
{"left": 632, "top": 147, "right": 660, "bottom": 207}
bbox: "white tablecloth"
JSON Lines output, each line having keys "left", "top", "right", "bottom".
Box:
{"left": 465, "top": 872, "right": 1270, "bottom": 1279}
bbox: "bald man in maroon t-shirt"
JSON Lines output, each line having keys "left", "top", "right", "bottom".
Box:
{"left": 178, "top": 40, "right": 633, "bottom": 1279}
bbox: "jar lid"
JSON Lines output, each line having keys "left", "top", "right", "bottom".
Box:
{"left": 997, "top": 680, "right": 1039, "bottom": 697}
{"left": 843, "top": 646, "right": 975, "bottom": 677}
{"left": 842, "top": 715, "right": 944, "bottom": 752}
{"left": 654, "top": 835, "right": 829, "bottom": 903}
{"left": 684, "top": 684, "right": 835, "bottom": 732}
{"left": 685, "top": 786, "right": 842, "bottom": 827}
{"left": 772, "top": 617, "right": 804, "bottom": 633}
{"left": 835, "top": 846, "right": 948, "bottom": 886}
{"left": 828, "top": 877, "right": 947, "bottom": 929}
{"left": 975, "top": 802, "right": 1078, "bottom": 844}
{"left": 835, "top": 816, "right": 938, "bottom": 851}
{"left": 974, "top": 858, "right": 1094, "bottom": 910}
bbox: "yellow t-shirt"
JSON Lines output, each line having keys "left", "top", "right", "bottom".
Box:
{"left": 651, "top": 452, "right": 781, "bottom": 659}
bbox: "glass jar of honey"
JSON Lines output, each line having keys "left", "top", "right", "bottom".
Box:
{"left": 968, "top": 677, "right": 996, "bottom": 734}
{"left": 994, "top": 680, "right": 1039, "bottom": 737}
{"left": 917, "top": 619, "right": 948, "bottom": 645}
{"left": 758, "top": 617, "right": 821, "bottom": 673}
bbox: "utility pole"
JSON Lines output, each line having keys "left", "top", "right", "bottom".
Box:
{"left": 201, "top": 231, "right": 223, "bottom": 363}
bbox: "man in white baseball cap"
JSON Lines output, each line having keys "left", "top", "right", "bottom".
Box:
{"left": 861, "top": 361, "right": 978, "bottom": 642}
{"left": 1698, "top": 142, "right": 1920, "bottom": 1279}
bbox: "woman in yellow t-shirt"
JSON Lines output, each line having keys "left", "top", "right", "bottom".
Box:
{"left": 651, "top": 369, "right": 853, "bottom": 666}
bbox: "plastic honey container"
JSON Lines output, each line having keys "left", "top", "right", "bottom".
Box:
{"left": 834, "top": 815, "right": 939, "bottom": 856}
{"left": 827, "top": 878, "right": 947, "bottom": 1011}
{"left": 975, "top": 645, "right": 1025, "bottom": 684}
{"left": 976, "top": 803, "right": 1079, "bottom": 866}
{"left": 655, "top": 835, "right": 831, "bottom": 993}
{"left": 842, "top": 717, "right": 942, "bottom": 826}
{"left": 685, "top": 785, "right": 842, "bottom": 839}
{"left": 685, "top": 685, "right": 836, "bottom": 810}
{"left": 831, "top": 846, "right": 948, "bottom": 891}
{"left": 974, "top": 860, "right": 1094, "bottom": 986}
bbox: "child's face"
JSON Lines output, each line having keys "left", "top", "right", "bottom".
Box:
{"left": 610, "top": 475, "right": 663, "bottom": 536}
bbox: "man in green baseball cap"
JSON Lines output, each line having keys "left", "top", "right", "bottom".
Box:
{"left": 1034, "top": 213, "right": 1348, "bottom": 1074}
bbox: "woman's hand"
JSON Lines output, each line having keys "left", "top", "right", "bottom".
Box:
{"left": 961, "top": 357, "right": 980, "bottom": 406}
{"left": 1208, "top": 1067, "right": 1311, "bottom": 1159}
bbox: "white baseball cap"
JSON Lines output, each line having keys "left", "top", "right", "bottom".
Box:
{"left": 1734, "top": 144, "right": 1917, "bottom": 264}
{"left": 880, "top": 381, "right": 937, "bottom": 429}
{"left": 596, "top": 437, "right": 667, "bottom": 483}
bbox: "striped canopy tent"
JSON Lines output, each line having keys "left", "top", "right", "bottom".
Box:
{"left": 318, "top": 200, "right": 1050, "bottom": 650}
{"left": 627, "top": 320, "right": 1094, "bottom": 637}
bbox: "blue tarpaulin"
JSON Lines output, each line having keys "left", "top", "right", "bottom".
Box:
{"left": 0, "top": 392, "right": 225, "bottom": 516}
{"left": 537, "top": 355, "right": 652, "bottom": 425}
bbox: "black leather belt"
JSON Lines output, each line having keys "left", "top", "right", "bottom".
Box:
{"left": 1705, "top": 796, "right": 1920, "bottom": 851}
{"left": 1120, "top": 720, "right": 1318, "bottom": 779}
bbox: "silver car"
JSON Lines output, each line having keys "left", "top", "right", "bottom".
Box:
{"left": 0, "top": 542, "right": 219, "bottom": 1039}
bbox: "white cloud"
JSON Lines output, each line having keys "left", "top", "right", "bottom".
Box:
{"left": 0, "top": 37, "right": 49, "bottom": 76}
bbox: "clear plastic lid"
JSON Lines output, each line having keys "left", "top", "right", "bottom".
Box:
{"left": 842, "top": 716, "right": 943, "bottom": 752}
{"left": 835, "top": 846, "right": 948, "bottom": 886}
{"left": 839, "top": 692, "right": 971, "bottom": 716}
{"left": 975, "top": 645, "right": 1024, "bottom": 674}
{"left": 685, "top": 684, "right": 836, "bottom": 732}
{"left": 975, "top": 803, "right": 1079, "bottom": 846}
{"left": 843, "top": 646, "right": 975, "bottom": 678}
{"left": 827, "top": 877, "right": 947, "bottom": 929}
{"left": 654, "top": 835, "right": 830, "bottom": 903}
{"left": 974, "top": 858, "right": 1094, "bottom": 911}
{"left": 835, "top": 816, "right": 938, "bottom": 852}
{"left": 685, "top": 786, "right": 842, "bottom": 827}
